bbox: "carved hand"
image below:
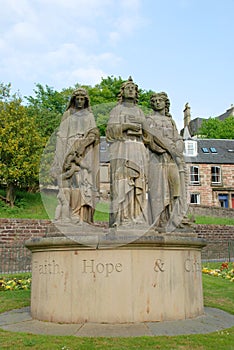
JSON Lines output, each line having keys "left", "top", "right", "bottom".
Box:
{"left": 122, "top": 123, "right": 141, "bottom": 132}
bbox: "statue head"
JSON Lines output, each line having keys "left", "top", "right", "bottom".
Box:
{"left": 66, "top": 88, "right": 91, "bottom": 111}
{"left": 118, "top": 76, "right": 139, "bottom": 104}
{"left": 150, "top": 92, "right": 171, "bottom": 117}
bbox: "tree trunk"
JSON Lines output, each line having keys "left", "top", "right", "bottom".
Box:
{"left": 6, "top": 183, "right": 15, "bottom": 207}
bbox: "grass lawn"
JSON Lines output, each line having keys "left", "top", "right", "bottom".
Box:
{"left": 203, "top": 275, "right": 234, "bottom": 315}
{"left": 0, "top": 191, "right": 234, "bottom": 348}
{"left": 0, "top": 190, "right": 50, "bottom": 220}
{"left": 1, "top": 189, "right": 234, "bottom": 225}
{"left": 194, "top": 216, "right": 234, "bottom": 226}
{"left": 0, "top": 189, "right": 110, "bottom": 222}
{"left": 0, "top": 269, "right": 234, "bottom": 349}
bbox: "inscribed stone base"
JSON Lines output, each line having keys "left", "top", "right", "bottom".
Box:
{"left": 25, "top": 235, "right": 206, "bottom": 323}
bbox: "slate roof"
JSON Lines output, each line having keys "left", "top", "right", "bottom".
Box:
{"left": 217, "top": 106, "right": 234, "bottom": 121}
{"left": 100, "top": 137, "right": 234, "bottom": 165}
{"left": 184, "top": 139, "right": 234, "bottom": 164}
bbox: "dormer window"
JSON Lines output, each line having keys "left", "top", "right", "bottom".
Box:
{"left": 184, "top": 140, "right": 197, "bottom": 156}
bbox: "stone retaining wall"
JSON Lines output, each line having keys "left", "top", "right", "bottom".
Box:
{"left": 189, "top": 205, "right": 234, "bottom": 219}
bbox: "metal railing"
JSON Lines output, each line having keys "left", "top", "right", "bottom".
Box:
{"left": 201, "top": 240, "right": 234, "bottom": 262}
{"left": 0, "top": 244, "right": 32, "bottom": 274}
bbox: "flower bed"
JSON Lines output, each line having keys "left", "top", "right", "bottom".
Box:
{"left": 0, "top": 275, "right": 31, "bottom": 291}
{"left": 202, "top": 262, "right": 234, "bottom": 282}
{"left": 0, "top": 263, "right": 233, "bottom": 291}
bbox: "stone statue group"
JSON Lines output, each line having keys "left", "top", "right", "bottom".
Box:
{"left": 52, "top": 77, "right": 188, "bottom": 233}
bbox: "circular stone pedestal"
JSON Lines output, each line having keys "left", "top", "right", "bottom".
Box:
{"left": 26, "top": 235, "right": 206, "bottom": 324}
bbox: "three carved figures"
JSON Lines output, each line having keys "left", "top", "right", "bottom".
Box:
{"left": 52, "top": 77, "right": 188, "bottom": 232}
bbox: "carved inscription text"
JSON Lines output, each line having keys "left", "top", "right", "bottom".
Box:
{"left": 82, "top": 259, "right": 122, "bottom": 277}
{"left": 33, "top": 259, "right": 64, "bottom": 275}
{"left": 154, "top": 259, "right": 165, "bottom": 272}
{"left": 184, "top": 258, "right": 201, "bottom": 272}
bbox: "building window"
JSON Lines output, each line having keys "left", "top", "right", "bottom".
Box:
{"left": 211, "top": 166, "right": 221, "bottom": 184}
{"left": 190, "top": 166, "right": 200, "bottom": 184}
{"left": 190, "top": 193, "right": 200, "bottom": 204}
{"left": 184, "top": 140, "right": 197, "bottom": 156}
{"left": 201, "top": 147, "right": 209, "bottom": 153}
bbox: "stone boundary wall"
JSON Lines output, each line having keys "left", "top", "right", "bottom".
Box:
{"left": 189, "top": 204, "right": 234, "bottom": 219}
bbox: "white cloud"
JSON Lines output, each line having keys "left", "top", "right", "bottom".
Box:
{"left": 109, "top": 31, "right": 120, "bottom": 45}
{"left": 107, "top": 0, "right": 146, "bottom": 44}
{"left": 33, "top": 0, "right": 112, "bottom": 20}
{"left": 0, "top": 0, "right": 35, "bottom": 20}
{"left": 45, "top": 43, "right": 87, "bottom": 66}
{"left": 120, "top": 0, "right": 141, "bottom": 10}
{"left": 0, "top": 0, "right": 145, "bottom": 94}
{"left": 41, "top": 42, "right": 121, "bottom": 68}
{"left": 0, "top": 38, "right": 6, "bottom": 50}
{"left": 74, "top": 27, "right": 99, "bottom": 46}
{"left": 5, "top": 21, "right": 43, "bottom": 47}
{"left": 50, "top": 67, "right": 109, "bottom": 90}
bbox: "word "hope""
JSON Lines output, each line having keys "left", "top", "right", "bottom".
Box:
{"left": 82, "top": 259, "right": 122, "bottom": 277}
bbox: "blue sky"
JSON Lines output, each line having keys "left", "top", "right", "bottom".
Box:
{"left": 0, "top": 0, "right": 233, "bottom": 130}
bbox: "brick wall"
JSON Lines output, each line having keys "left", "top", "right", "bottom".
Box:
{"left": 0, "top": 218, "right": 50, "bottom": 244}
{"left": 0, "top": 219, "right": 233, "bottom": 272}
{"left": 0, "top": 219, "right": 233, "bottom": 244}
{"left": 195, "top": 224, "right": 234, "bottom": 240}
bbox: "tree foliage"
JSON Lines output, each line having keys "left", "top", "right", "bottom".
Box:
{"left": 25, "top": 83, "right": 72, "bottom": 139}
{"left": 87, "top": 76, "right": 153, "bottom": 135}
{"left": 26, "top": 77, "right": 154, "bottom": 137}
{"left": 0, "top": 84, "right": 44, "bottom": 206}
{"left": 0, "top": 77, "right": 155, "bottom": 205}
{"left": 198, "top": 116, "right": 234, "bottom": 139}
{"left": 88, "top": 76, "right": 124, "bottom": 104}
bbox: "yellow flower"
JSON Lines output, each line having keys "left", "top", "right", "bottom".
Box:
{"left": 210, "top": 271, "right": 219, "bottom": 277}
{"left": 202, "top": 267, "right": 210, "bottom": 274}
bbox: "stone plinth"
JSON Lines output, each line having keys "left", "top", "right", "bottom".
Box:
{"left": 25, "top": 234, "right": 206, "bottom": 324}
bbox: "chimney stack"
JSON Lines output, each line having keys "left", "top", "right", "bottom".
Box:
{"left": 183, "top": 102, "right": 191, "bottom": 127}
